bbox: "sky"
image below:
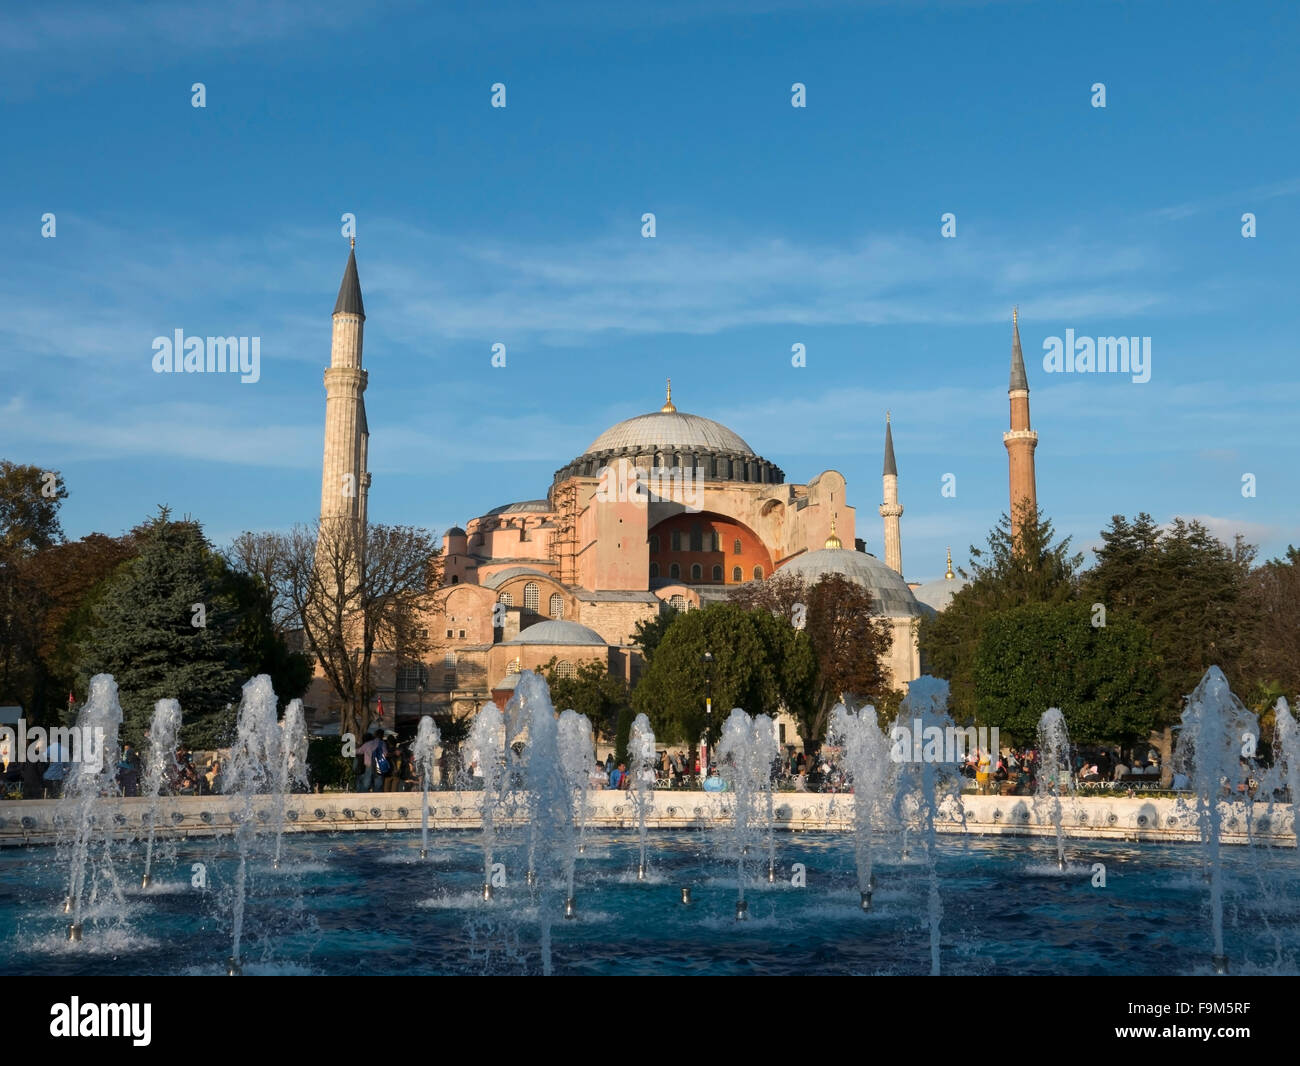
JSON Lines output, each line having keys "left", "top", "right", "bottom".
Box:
{"left": 3, "top": 0, "right": 1298, "bottom": 581}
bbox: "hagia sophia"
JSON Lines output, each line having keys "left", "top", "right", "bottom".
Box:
{"left": 305, "top": 247, "right": 1040, "bottom": 743}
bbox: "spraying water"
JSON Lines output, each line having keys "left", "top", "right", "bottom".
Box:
{"left": 892, "top": 676, "right": 960, "bottom": 975}
{"left": 140, "top": 698, "right": 182, "bottom": 890}
{"left": 463, "top": 702, "right": 506, "bottom": 900}
{"left": 717, "top": 708, "right": 779, "bottom": 919}
{"left": 1174, "top": 666, "right": 1260, "bottom": 973}
{"left": 557, "top": 710, "right": 595, "bottom": 883}
{"left": 61, "top": 674, "right": 124, "bottom": 942}
{"left": 412, "top": 716, "right": 441, "bottom": 859}
{"left": 828, "top": 702, "right": 892, "bottom": 910}
{"left": 1035, "top": 708, "right": 1075, "bottom": 870}
{"left": 272, "top": 699, "right": 308, "bottom": 870}
{"left": 628, "top": 714, "right": 656, "bottom": 880}
{"left": 224, "top": 675, "right": 281, "bottom": 974}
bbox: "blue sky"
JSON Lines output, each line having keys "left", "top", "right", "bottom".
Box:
{"left": 3, "top": 0, "right": 1298, "bottom": 580}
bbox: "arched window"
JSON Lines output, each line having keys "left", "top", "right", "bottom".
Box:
{"left": 753, "top": 565, "right": 764, "bottom": 580}
{"left": 556, "top": 660, "right": 577, "bottom": 679}
{"left": 669, "top": 562, "right": 680, "bottom": 579}
{"left": 507, "top": 657, "right": 521, "bottom": 674}
{"left": 712, "top": 565, "right": 722, "bottom": 582}
{"left": 710, "top": 531, "right": 720, "bottom": 552}
{"left": 671, "top": 531, "right": 682, "bottom": 551}
{"left": 450, "top": 574, "right": 459, "bottom": 584}
{"left": 733, "top": 538, "right": 742, "bottom": 555}
{"left": 649, "top": 562, "right": 659, "bottom": 579}
{"left": 497, "top": 591, "right": 513, "bottom": 606}
{"left": 669, "top": 594, "right": 686, "bottom": 612}
{"left": 690, "top": 523, "right": 702, "bottom": 551}
{"left": 549, "top": 593, "right": 564, "bottom": 618}
{"left": 690, "top": 563, "right": 702, "bottom": 581}
{"left": 443, "top": 651, "right": 456, "bottom": 687}
{"left": 524, "top": 582, "right": 539, "bottom": 611}
{"left": 649, "top": 534, "right": 659, "bottom": 553}
{"left": 732, "top": 566, "right": 742, "bottom": 582}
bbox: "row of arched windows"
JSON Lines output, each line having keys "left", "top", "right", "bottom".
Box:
{"left": 649, "top": 530, "right": 744, "bottom": 555}
{"left": 497, "top": 583, "right": 566, "bottom": 619}
{"left": 650, "top": 562, "right": 762, "bottom": 582}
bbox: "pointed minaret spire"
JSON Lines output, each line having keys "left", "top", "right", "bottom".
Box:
{"left": 661, "top": 377, "right": 677, "bottom": 413}
{"left": 945, "top": 547, "right": 954, "bottom": 580}
{"left": 334, "top": 243, "right": 365, "bottom": 319}
{"left": 882, "top": 409, "right": 898, "bottom": 477}
{"left": 1009, "top": 305, "right": 1028, "bottom": 391}
{"left": 879, "top": 413, "right": 904, "bottom": 575}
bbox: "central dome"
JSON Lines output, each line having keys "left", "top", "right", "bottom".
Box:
{"left": 583, "top": 410, "right": 757, "bottom": 458}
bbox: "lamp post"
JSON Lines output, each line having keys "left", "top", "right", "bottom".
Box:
{"left": 701, "top": 651, "right": 714, "bottom": 779}
{"left": 417, "top": 677, "right": 425, "bottom": 718}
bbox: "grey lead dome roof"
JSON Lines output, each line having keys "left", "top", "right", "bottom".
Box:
{"left": 776, "top": 549, "right": 925, "bottom": 619}
{"left": 911, "top": 576, "right": 967, "bottom": 614}
{"left": 583, "top": 411, "right": 757, "bottom": 458}
{"left": 504, "top": 620, "right": 607, "bottom": 646}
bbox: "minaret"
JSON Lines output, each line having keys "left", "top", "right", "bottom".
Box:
{"left": 879, "top": 412, "right": 903, "bottom": 575}
{"left": 1003, "top": 307, "right": 1039, "bottom": 543}
{"left": 319, "top": 239, "right": 371, "bottom": 528}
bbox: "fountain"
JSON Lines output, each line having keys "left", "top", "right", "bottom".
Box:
{"left": 223, "top": 674, "right": 281, "bottom": 975}
{"left": 412, "top": 715, "right": 441, "bottom": 860}
{"left": 1268, "top": 698, "right": 1300, "bottom": 856}
{"left": 891, "top": 676, "right": 960, "bottom": 975}
{"left": 628, "top": 713, "right": 656, "bottom": 881}
{"left": 1035, "top": 707, "right": 1075, "bottom": 870}
{"left": 716, "top": 708, "right": 779, "bottom": 920}
{"left": 139, "top": 698, "right": 182, "bottom": 890}
{"left": 463, "top": 702, "right": 506, "bottom": 900}
{"left": 272, "top": 699, "right": 308, "bottom": 870}
{"left": 1174, "top": 665, "right": 1260, "bottom": 974}
{"left": 60, "top": 674, "right": 124, "bottom": 942}
{"left": 556, "top": 709, "right": 595, "bottom": 896}
{"left": 828, "top": 701, "right": 892, "bottom": 911}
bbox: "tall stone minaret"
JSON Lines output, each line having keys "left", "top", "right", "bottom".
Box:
{"left": 879, "top": 411, "right": 903, "bottom": 575}
{"left": 1003, "top": 307, "right": 1039, "bottom": 543}
{"left": 320, "top": 240, "right": 371, "bottom": 528}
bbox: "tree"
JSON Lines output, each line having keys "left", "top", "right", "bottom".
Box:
{"left": 729, "top": 571, "right": 893, "bottom": 751}
{"left": 920, "top": 506, "right": 1082, "bottom": 722}
{"left": 1081, "top": 514, "right": 1258, "bottom": 726}
{"left": 0, "top": 460, "right": 67, "bottom": 555}
{"left": 631, "top": 603, "right": 813, "bottom": 756}
{"left": 77, "top": 511, "right": 246, "bottom": 747}
{"left": 273, "top": 519, "right": 438, "bottom": 740}
{"left": 540, "top": 657, "right": 629, "bottom": 743}
{"left": 973, "top": 601, "right": 1162, "bottom": 747}
{"left": 1244, "top": 545, "right": 1300, "bottom": 705}
{"left": 631, "top": 608, "right": 676, "bottom": 668}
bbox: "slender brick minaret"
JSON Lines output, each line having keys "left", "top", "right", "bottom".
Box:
{"left": 879, "top": 411, "right": 903, "bottom": 575}
{"left": 1003, "top": 307, "right": 1038, "bottom": 544}
{"left": 320, "top": 240, "right": 371, "bottom": 529}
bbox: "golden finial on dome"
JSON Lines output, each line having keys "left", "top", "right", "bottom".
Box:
{"left": 945, "top": 547, "right": 954, "bottom": 580}
{"left": 350, "top": 235, "right": 355, "bottom": 251}
{"left": 1012, "top": 305, "right": 1018, "bottom": 327}
{"left": 661, "top": 377, "right": 676, "bottom": 413}
{"left": 825, "top": 514, "right": 842, "bottom": 550}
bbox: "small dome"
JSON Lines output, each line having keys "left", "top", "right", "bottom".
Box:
{"left": 504, "top": 620, "right": 606, "bottom": 646}
{"left": 445, "top": 526, "right": 466, "bottom": 538}
{"left": 485, "top": 500, "right": 552, "bottom": 516}
{"left": 911, "top": 576, "right": 967, "bottom": 614}
{"left": 776, "top": 549, "right": 924, "bottom": 618}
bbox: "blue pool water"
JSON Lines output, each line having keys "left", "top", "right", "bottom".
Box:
{"left": 3, "top": 831, "right": 1297, "bottom": 975}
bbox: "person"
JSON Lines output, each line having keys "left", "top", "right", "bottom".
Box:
{"left": 975, "top": 749, "right": 991, "bottom": 795}
{"left": 619, "top": 763, "right": 633, "bottom": 790}
{"left": 794, "top": 766, "right": 809, "bottom": 792}
{"left": 117, "top": 754, "right": 140, "bottom": 796}
{"left": 358, "top": 732, "right": 384, "bottom": 792}
{"left": 203, "top": 758, "right": 222, "bottom": 795}
{"left": 604, "top": 753, "right": 615, "bottom": 775}
{"left": 587, "top": 763, "right": 606, "bottom": 790}
{"left": 383, "top": 736, "right": 403, "bottom": 792}
{"left": 702, "top": 768, "right": 725, "bottom": 793}
{"left": 608, "top": 761, "right": 624, "bottom": 790}
{"left": 1171, "top": 769, "right": 1191, "bottom": 790}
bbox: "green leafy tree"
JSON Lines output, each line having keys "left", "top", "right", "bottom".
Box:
{"left": 973, "top": 601, "right": 1162, "bottom": 746}
{"left": 1081, "top": 514, "right": 1258, "bottom": 725}
{"left": 1244, "top": 545, "right": 1300, "bottom": 705}
{"left": 540, "top": 657, "right": 630, "bottom": 744}
{"left": 631, "top": 608, "right": 676, "bottom": 668}
{"left": 77, "top": 510, "right": 246, "bottom": 747}
{"left": 921, "top": 506, "right": 1082, "bottom": 722}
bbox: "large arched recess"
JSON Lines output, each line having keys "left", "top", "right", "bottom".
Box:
{"left": 647, "top": 511, "right": 773, "bottom": 586}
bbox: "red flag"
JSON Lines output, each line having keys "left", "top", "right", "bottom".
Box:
{"left": 376, "top": 696, "right": 384, "bottom": 720}
{"left": 68, "top": 692, "right": 74, "bottom": 705}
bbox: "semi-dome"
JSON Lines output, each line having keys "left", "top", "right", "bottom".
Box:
{"left": 554, "top": 381, "right": 784, "bottom": 486}
{"left": 776, "top": 548, "right": 925, "bottom": 618}
{"left": 504, "top": 620, "right": 607, "bottom": 646}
